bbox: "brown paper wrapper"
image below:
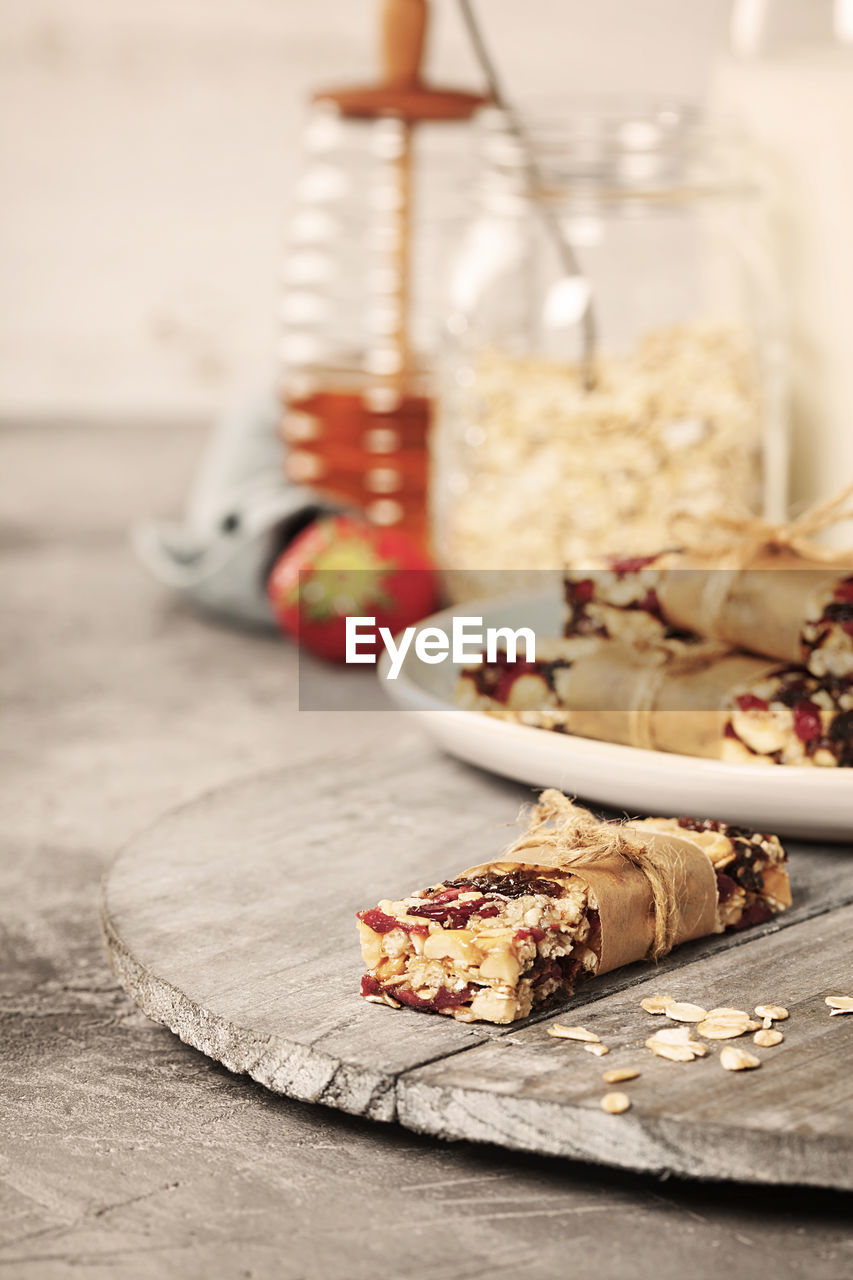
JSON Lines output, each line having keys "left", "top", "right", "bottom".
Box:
{"left": 548, "top": 643, "right": 781, "bottom": 757}
{"left": 460, "top": 815, "right": 718, "bottom": 975}
{"left": 577, "top": 482, "right": 853, "bottom": 662}
{"left": 626, "top": 552, "right": 853, "bottom": 666}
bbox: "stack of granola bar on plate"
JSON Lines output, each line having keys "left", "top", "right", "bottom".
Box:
{"left": 455, "top": 545, "right": 853, "bottom": 767}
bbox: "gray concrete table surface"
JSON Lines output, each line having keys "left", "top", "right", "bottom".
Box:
{"left": 2, "top": 419, "right": 852, "bottom": 1280}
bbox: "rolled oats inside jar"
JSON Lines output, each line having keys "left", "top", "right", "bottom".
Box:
{"left": 432, "top": 102, "right": 785, "bottom": 600}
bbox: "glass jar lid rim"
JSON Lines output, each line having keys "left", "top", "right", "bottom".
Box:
{"left": 479, "top": 96, "right": 714, "bottom": 144}
{"left": 475, "top": 96, "right": 757, "bottom": 199}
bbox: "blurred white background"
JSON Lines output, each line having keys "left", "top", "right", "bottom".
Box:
{"left": 1, "top": 0, "right": 729, "bottom": 422}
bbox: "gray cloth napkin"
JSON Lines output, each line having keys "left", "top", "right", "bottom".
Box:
{"left": 133, "top": 391, "right": 339, "bottom": 629}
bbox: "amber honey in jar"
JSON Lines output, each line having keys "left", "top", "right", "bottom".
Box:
{"left": 282, "top": 365, "right": 432, "bottom": 545}
{"left": 278, "top": 0, "right": 485, "bottom": 548}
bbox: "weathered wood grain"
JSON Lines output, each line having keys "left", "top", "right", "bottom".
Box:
{"left": 102, "top": 751, "right": 529, "bottom": 1121}
{"left": 102, "top": 750, "right": 853, "bottom": 1184}
{"left": 10, "top": 419, "right": 853, "bottom": 1280}
{"left": 400, "top": 905, "right": 853, "bottom": 1188}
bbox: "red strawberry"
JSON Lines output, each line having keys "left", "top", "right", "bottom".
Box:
{"left": 267, "top": 515, "right": 439, "bottom": 663}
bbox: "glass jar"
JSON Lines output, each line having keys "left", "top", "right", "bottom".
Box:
{"left": 279, "top": 101, "right": 473, "bottom": 549}
{"left": 714, "top": 0, "right": 853, "bottom": 525}
{"left": 432, "top": 101, "right": 787, "bottom": 598}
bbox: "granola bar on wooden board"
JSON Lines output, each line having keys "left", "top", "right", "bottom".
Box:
{"left": 357, "top": 794, "right": 790, "bottom": 1025}
{"left": 564, "top": 552, "right": 853, "bottom": 679}
{"left": 455, "top": 639, "right": 853, "bottom": 766}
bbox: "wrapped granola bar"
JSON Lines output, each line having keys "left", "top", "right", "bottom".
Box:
{"left": 455, "top": 639, "right": 853, "bottom": 766}
{"left": 357, "top": 793, "right": 790, "bottom": 1024}
{"left": 564, "top": 553, "right": 853, "bottom": 678}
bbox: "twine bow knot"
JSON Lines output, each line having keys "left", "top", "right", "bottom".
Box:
{"left": 506, "top": 790, "right": 688, "bottom": 961}
{"left": 672, "top": 480, "right": 853, "bottom": 567}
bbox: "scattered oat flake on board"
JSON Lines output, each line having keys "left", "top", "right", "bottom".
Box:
{"left": 584, "top": 1042, "right": 610, "bottom": 1057}
{"left": 720, "top": 1046, "right": 761, "bottom": 1071}
{"left": 697, "top": 1020, "right": 749, "bottom": 1040}
{"left": 603, "top": 1067, "right": 640, "bottom": 1084}
{"left": 755, "top": 1004, "right": 789, "bottom": 1021}
{"left": 825, "top": 996, "right": 853, "bottom": 1013}
{"left": 649, "top": 1026, "right": 693, "bottom": 1045}
{"left": 705, "top": 1007, "right": 749, "bottom": 1021}
{"left": 645, "top": 1038, "right": 699, "bottom": 1062}
{"left": 640, "top": 995, "right": 671, "bottom": 1015}
{"left": 548, "top": 1024, "right": 599, "bottom": 1042}
{"left": 665, "top": 1001, "right": 708, "bottom": 1023}
{"left": 601, "top": 1091, "right": 631, "bottom": 1114}
{"left": 754, "top": 1029, "right": 783, "bottom": 1047}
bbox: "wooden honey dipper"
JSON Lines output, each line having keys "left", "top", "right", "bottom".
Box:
{"left": 314, "top": 0, "right": 488, "bottom": 387}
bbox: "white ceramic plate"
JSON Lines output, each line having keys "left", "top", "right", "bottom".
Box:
{"left": 379, "top": 591, "right": 853, "bottom": 842}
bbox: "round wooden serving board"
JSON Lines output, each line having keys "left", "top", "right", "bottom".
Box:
{"left": 101, "top": 745, "right": 853, "bottom": 1189}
